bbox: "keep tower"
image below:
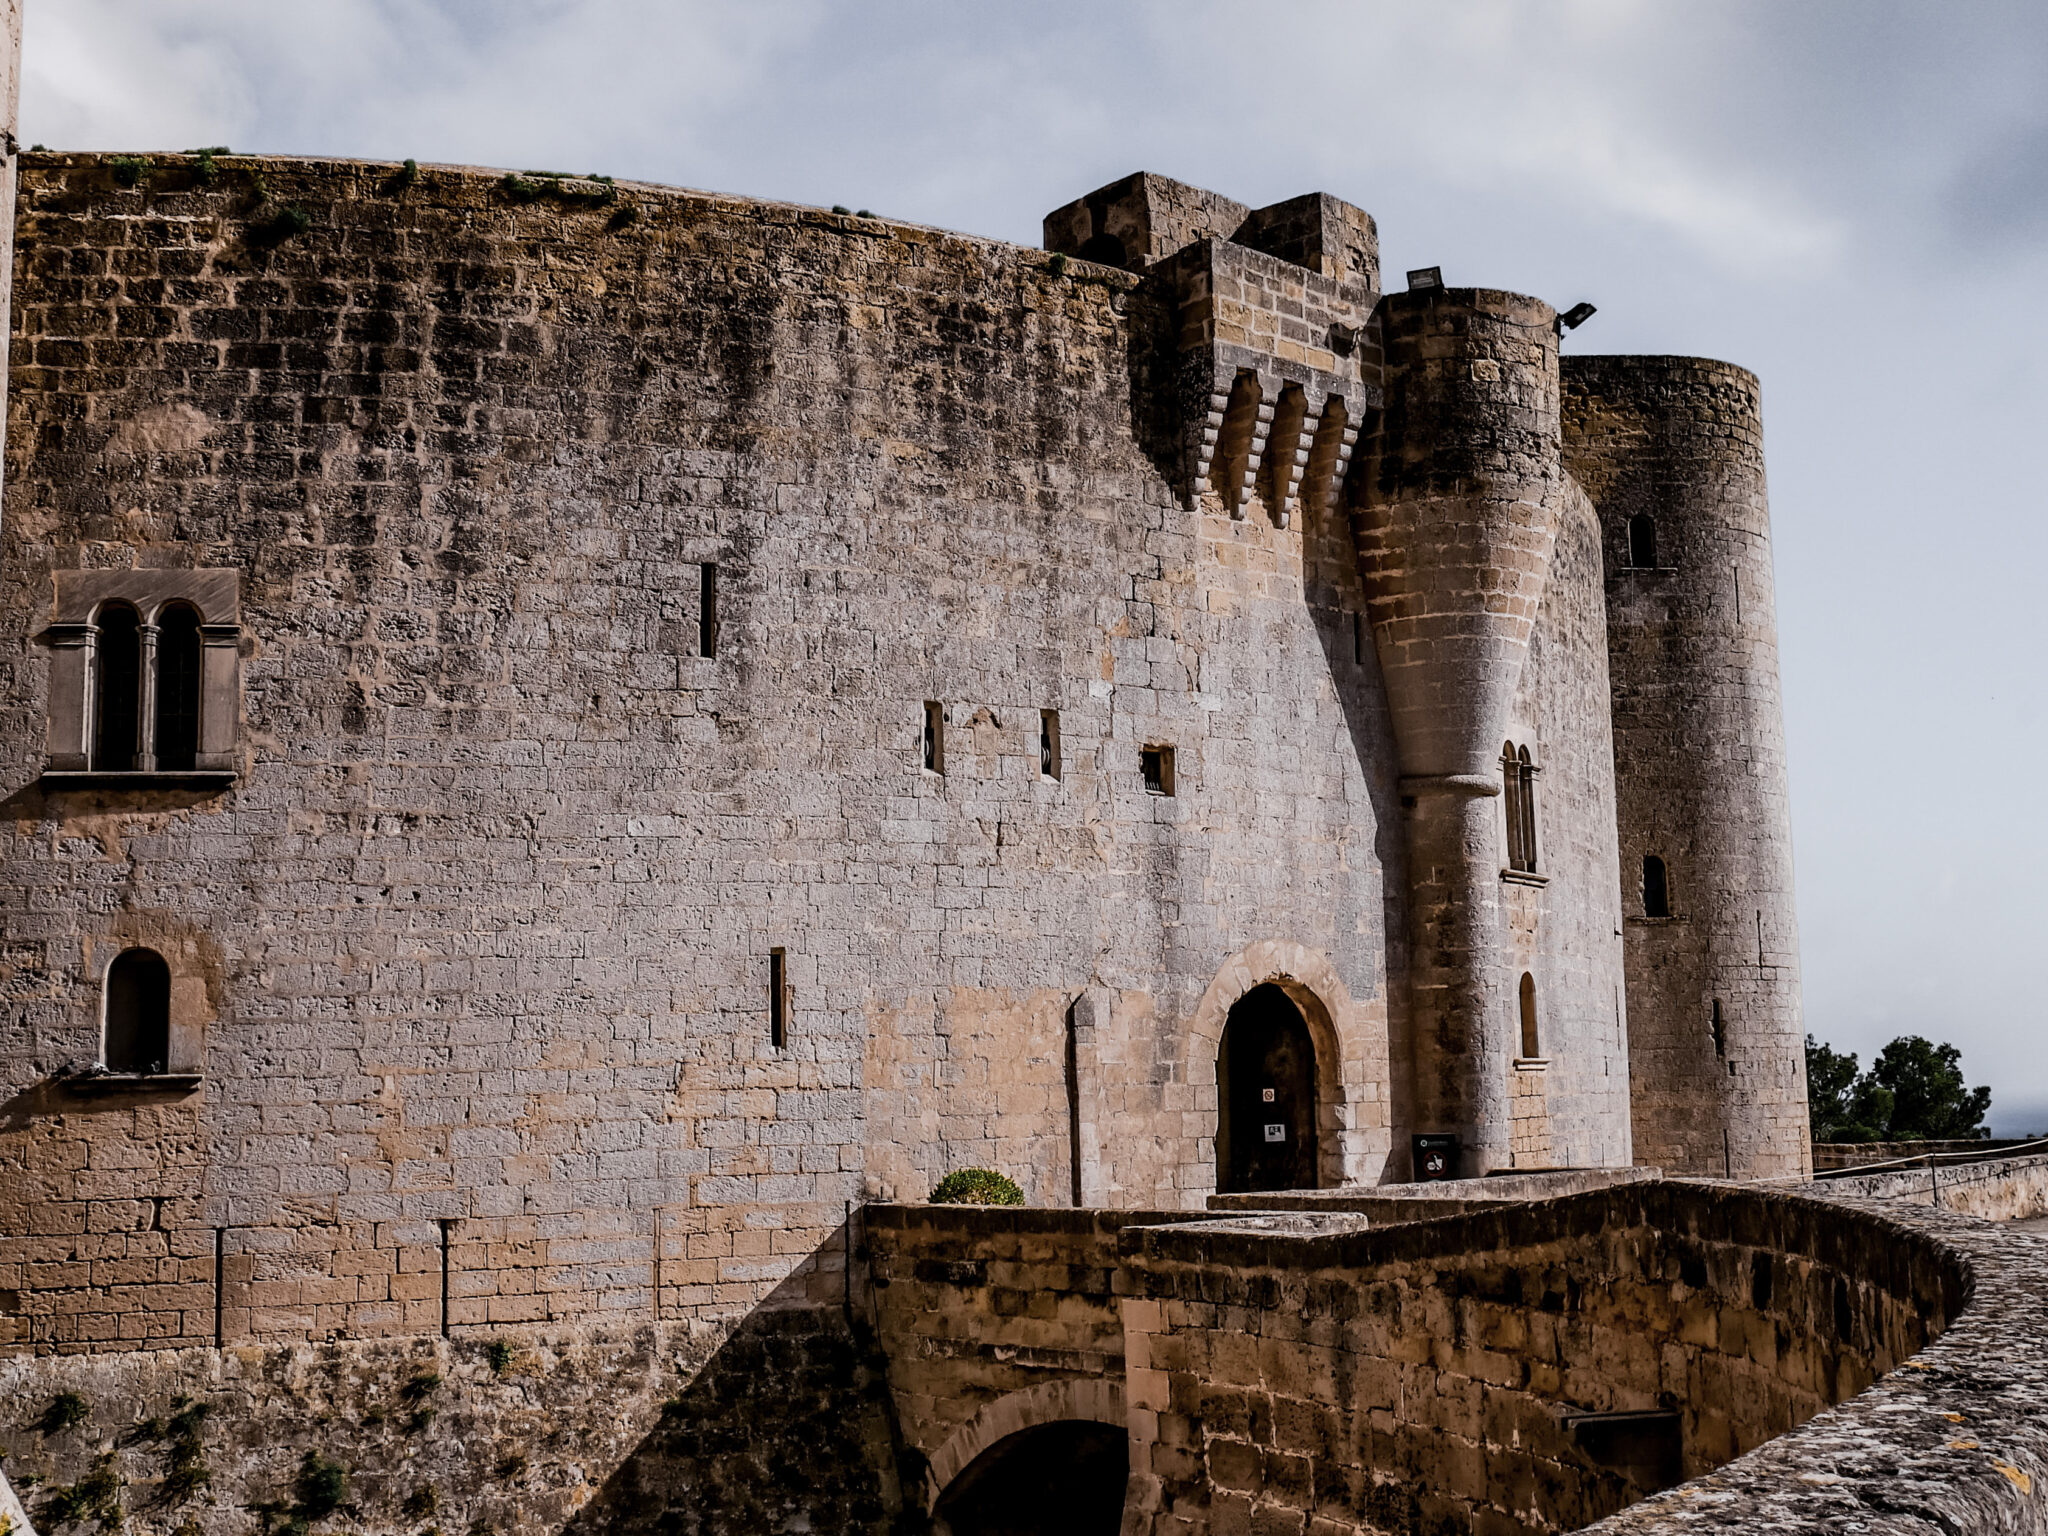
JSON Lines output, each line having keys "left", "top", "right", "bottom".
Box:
{"left": 1562, "top": 356, "right": 1810, "bottom": 1179}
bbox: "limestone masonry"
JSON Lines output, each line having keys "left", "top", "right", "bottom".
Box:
{"left": 0, "top": 10, "right": 1931, "bottom": 1533}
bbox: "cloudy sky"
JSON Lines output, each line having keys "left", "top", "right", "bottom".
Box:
{"left": 25, "top": 1, "right": 2048, "bottom": 1131}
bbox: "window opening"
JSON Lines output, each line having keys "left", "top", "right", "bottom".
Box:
{"left": 155, "top": 605, "right": 204, "bottom": 771}
{"left": 93, "top": 603, "right": 143, "bottom": 771}
{"left": 769, "top": 947, "right": 788, "bottom": 1049}
{"left": 1353, "top": 611, "right": 1368, "bottom": 666}
{"left": 1503, "top": 742, "right": 1539, "bottom": 872}
{"left": 104, "top": 946, "right": 171, "bottom": 1074}
{"left": 1627, "top": 513, "right": 1658, "bottom": 569}
{"left": 698, "top": 563, "right": 719, "bottom": 657}
{"left": 1711, "top": 998, "right": 1726, "bottom": 1060}
{"left": 923, "top": 702, "right": 945, "bottom": 773}
{"left": 1643, "top": 855, "right": 1671, "bottom": 918}
{"left": 1519, "top": 973, "right": 1540, "bottom": 1059}
{"left": 1039, "top": 708, "right": 1061, "bottom": 781}
{"left": 1141, "top": 745, "right": 1175, "bottom": 796}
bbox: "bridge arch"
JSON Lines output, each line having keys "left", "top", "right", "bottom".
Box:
{"left": 1182, "top": 938, "right": 1390, "bottom": 1189}
{"left": 924, "top": 1377, "right": 1126, "bottom": 1509}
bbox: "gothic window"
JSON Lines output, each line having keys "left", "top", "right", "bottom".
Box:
{"left": 43, "top": 571, "right": 243, "bottom": 781}
{"left": 104, "top": 947, "right": 171, "bottom": 1075}
{"left": 1627, "top": 513, "right": 1658, "bottom": 568}
{"left": 1502, "top": 742, "right": 1539, "bottom": 872}
{"left": 92, "top": 602, "right": 143, "bottom": 771}
{"left": 1643, "top": 855, "right": 1671, "bottom": 918}
{"left": 1519, "top": 973, "right": 1540, "bottom": 1059}
{"left": 155, "top": 604, "right": 204, "bottom": 771}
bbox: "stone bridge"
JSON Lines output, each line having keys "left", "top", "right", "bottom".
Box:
{"left": 858, "top": 1161, "right": 2048, "bottom": 1534}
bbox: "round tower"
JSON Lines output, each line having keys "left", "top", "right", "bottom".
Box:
{"left": 1561, "top": 355, "right": 1809, "bottom": 1179}
{"left": 1357, "top": 286, "right": 1564, "bottom": 1177}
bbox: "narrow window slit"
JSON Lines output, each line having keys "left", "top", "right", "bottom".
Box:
{"left": 1627, "top": 513, "right": 1658, "bottom": 569}
{"left": 769, "top": 947, "right": 788, "bottom": 1050}
{"left": 698, "top": 563, "right": 719, "bottom": 657}
{"left": 1643, "top": 855, "right": 1671, "bottom": 919}
{"left": 923, "top": 701, "right": 945, "bottom": 774}
{"left": 1040, "top": 709, "right": 1061, "bottom": 781}
{"left": 1519, "top": 973, "right": 1540, "bottom": 1059}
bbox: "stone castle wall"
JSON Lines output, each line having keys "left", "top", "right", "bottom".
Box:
{"left": 0, "top": 154, "right": 1634, "bottom": 1354}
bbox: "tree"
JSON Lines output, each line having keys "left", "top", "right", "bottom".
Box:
{"left": 1805, "top": 1033, "right": 1991, "bottom": 1142}
{"left": 1868, "top": 1036, "right": 1992, "bottom": 1141}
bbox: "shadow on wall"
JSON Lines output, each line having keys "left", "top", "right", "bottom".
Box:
{"left": 563, "top": 1299, "right": 917, "bottom": 1536}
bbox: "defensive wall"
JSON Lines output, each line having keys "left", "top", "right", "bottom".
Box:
{"left": 4, "top": 1162, "right": 2047, "bottom": 1534}
{"left": 0, "top": 149, "right": 1667, "bottom": 1356}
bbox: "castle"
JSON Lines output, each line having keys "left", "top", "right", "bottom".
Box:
{"left": 0, "top": 150, "right": 1810, "bottom": 1351}
{"left": 27, "top": 16, "right": 2048, "bottom": 1536}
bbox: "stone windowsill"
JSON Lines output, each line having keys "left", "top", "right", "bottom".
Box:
{"left": 62, "top": 1071, "right": 204, "bottom": 1096}
{"left": 1627, "top": 914, "right": 1686, "bottom": 925}
{"left": 1513, "top": 1057, "right": 1550, "bottom": 1074}
{"left": 41, "top": 770, "right": 237, "bottom": 789}
{"left": 1500, "top": 868, "right": 1549, "bottom": 887}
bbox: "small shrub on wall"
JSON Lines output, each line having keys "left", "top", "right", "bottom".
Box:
{"left": 929, "top": 1169, "right": 1024, "bottom": 1206}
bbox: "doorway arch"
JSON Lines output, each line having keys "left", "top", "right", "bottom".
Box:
{"left": 1216, "top": 983, "right": 1320, "bottom": 1193}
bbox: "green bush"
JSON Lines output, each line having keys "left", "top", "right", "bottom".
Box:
{"left": 39, "top": 1392, "right": 90, "bottom": 1435}
{"left": 293, "top": 1450, "right": 347, "bottom": 1521}
{"left": 929, "top": 1168, "right": 1024, "bottom": 1206}
{"left": 110, "top": 156, "right": 150, "bottom": 189}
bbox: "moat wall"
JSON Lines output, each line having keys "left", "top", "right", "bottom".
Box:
{"left": 0, "top": 153, "right": 1634, "bottom": 1355}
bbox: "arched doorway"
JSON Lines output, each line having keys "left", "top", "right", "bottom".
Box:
{"left": 930, "top": 1418, "right": 1128, "bottom": 1536}
{"left": 1216, "top": 983, "right": 1320, "bottom": 1193}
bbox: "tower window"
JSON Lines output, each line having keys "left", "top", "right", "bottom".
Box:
{"left": 1502, "top": 741, "right": 1539, "bottom": 872}
{"left": 1039, "top": 709, "right": 1061, "bottom": 781}
{"left": 698, "top": 563, "right": 719, "bottom": 658}
{"left": 105, "top": 947, "right": 172, "bottom": 1074}
{"left": 93, "top": 602, "right": 143, "bottom": 771}
{"left": 155, "top": 605, "right": 204, "bottom": 771}
{"left": 1627, "top": 513, "right": 1658, "bottom": 569}
{"left": 1353, "top": 612, "right": 1368, "bottom": 666}
{"left": 1643, "top": 855, "right": 1671, "bottom": 918}
{"left": 923, "top": 702, "right": 945, "bottom": 774}
{"left": 769, "top": 947, "right": 788, "bottom": 1050}
{"left": 1711, "top": 998, "right": 1726, "bottom": 1059}
{"left": 1519, "top": 972, "right": 1540, "bottom": 1059}
{"left": 1141, "top": 745, "right": 1175, "bottom": 797}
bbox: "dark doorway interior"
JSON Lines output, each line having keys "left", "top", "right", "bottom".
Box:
{"left": 931, "top": 1419, "right": 1128, "bottom": 1536}
{"left": 1216, "top": 983, "right": 1320, "bottom": 1193}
